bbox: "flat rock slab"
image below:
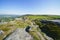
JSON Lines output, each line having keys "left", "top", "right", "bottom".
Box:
{"left": 4, "top": 28, "right": 33, "bottom": 40}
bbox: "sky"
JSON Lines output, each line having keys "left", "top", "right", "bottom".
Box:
{"left": 0, "top": 0, "right": 60, "bottom": 15}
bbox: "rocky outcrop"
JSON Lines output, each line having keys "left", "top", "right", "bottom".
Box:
{"left": 3, "top": 28, "right": 33, "bottom": 40}
{"left": 39, "top": 20, "right": 60, "bottom": 40}
{"left": 0, "top": 30, "right": 4, "bottom": 36}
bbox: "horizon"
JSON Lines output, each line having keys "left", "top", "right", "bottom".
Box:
{"left": 0, "top": 0, "right": 60, "bottom": 15}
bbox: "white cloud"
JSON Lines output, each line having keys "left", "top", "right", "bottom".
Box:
{"left": 0, "top": 8, "right": 60, "bottom": 15}
{"left": 0, "top": 10, "right": 20, "bottom": 15}
{"left": 39, "top": 7, "right": 60, "bottom": 15}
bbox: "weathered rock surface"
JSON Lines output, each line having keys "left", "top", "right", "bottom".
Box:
{"left": 3, "top": 28, "right": 33, "bottom": 40}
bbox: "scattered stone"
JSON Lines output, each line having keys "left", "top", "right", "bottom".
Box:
{"left": 0, "top": 30, "right": 4, "bottom": 35}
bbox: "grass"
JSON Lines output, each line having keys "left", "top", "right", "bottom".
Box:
{"left": 26, "top": 15, "right": 53, "bottom": 20}
{"left": 29, "top": 31, "right": 41, "bottom": 40}
{"left": 0, "top": 22, "right": 16, "bottom": 40}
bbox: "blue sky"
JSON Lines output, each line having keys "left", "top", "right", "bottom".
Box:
{"left": 0, "top": 0, "right": 60, "bottom": 15}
